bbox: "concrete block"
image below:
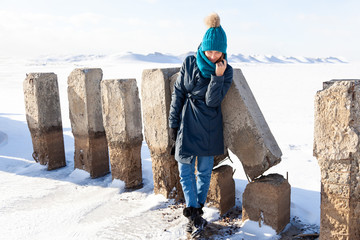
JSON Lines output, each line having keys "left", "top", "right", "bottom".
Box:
{"left": 101, "top": 79, "right": 143, "bottom": 189}
{"left": 221, "top": 69, "right": 282, "bottom": 180}
{"left": 68, "top": 68, "right": 109, "bottom": 178}
{"left": 141, "top": 68, "right": 183, "bottom": 200}
{"left": 207, "top": 165, "right": 235, "bottom": 215}
{"left": 314, "top": 79, "right": 360, "bottom": 240}
{"left": 23, "top": 72, "right": 66, "bottom": 170}
{"left": 242, "top": 174, "right": 290, "bottom": 233}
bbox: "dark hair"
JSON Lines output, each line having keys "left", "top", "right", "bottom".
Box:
{"left": 215, "top": 53, "right": 225, "bottom": 63}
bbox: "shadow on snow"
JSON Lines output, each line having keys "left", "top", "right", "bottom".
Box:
{"left": 0, "top": 113, "right": 154, "bottom": 193}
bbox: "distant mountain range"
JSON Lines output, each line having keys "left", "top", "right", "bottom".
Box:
{"left": 29, "top": 52, "right": 347, "bottom": 65}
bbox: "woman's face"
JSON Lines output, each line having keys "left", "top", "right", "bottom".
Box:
{"left": 204, "top": 51, "right": 223, "bottom": 63}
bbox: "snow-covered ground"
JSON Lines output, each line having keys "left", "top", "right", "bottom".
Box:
{"left": 1, "top": 53, "right": 359, "bottom": 239}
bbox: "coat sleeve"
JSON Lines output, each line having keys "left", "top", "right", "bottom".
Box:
{"left": 205, "top": 65, "right": 233, "bottom": 107}
{"left": 169, "top": 60, "right": 187, "bottom": 129}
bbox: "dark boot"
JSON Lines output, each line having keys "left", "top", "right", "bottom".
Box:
{"left": 183, "top": 207, "right": 194, "bottom": 233}
{"left": 198, "top": 204, "right": 204, "bottom": 216}
{"left": 191, "top": 207, "right": 208, "bottom": 238}
{"left": 193, "top": 207, "right": 207, "bottom": 229}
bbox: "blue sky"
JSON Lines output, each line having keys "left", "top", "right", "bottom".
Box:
{"left": 1, "top": 0, "right": 359, "bottom": 60}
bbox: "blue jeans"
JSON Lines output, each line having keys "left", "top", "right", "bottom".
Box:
{"left": 178, "top": 156, "right": 214, "bottom": 208}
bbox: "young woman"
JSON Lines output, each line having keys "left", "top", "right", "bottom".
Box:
{"left": 168, "top": 13, "right": 233, "bottom": 235}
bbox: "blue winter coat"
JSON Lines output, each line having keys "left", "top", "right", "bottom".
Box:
{"left": 169, "top": 55, "right": 233, "bottom": 163}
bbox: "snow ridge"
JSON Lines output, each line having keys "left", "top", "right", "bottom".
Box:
{"left": 27, "top": 52, "right": 347, "bottom": 66}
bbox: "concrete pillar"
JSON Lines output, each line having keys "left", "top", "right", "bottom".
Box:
{"left": 101, "top": 79, "right": 143, "bottom": 189}
{"left": 242, "top": 174, "right": 291, "bottom": 233}
{"left": 23, "top": 72, "right": 66, "bottom": 170}
{"left": 207, "top": 165, "right": 235, "bottom": 215}
{"left": 141, "top": 68, "right": 183, "bottom": 200}
{"left": 221, "top": 69, "right": 282, "bottom": 180}
{"left": 68, "top": 68, "right": 109, "bottom": 178}
{"left": 314, "top": 79, "right": 360, "bottom": 240}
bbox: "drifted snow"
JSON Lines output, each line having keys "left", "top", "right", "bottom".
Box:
{"left": 26, "top": 52, "right": 347, "bottom": 65}
{"left": 1, "top": 54, "right": 359, "bottom": 239}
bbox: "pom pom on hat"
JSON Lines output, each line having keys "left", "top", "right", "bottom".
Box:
{"left": 204, "top": 12, "right": 220, "bottom": 28}
{"left": 201, "top": 13, "right": 227, "bottom": 53}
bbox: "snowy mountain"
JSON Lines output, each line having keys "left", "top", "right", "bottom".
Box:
{"left": 28, "top": 52, "right": 347, "bottom": 66}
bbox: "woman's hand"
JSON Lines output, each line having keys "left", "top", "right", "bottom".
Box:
{"left": 215, "top": 59, "right": 227, "bottom": 76}
{"left": 169, "top": 128, "right": 178, "bottom": 141}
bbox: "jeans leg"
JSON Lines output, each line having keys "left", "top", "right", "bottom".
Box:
{"left": 178, "top": 159, "right": 199, "bottom": 208}
{"left": 196, "top": 156, "right": 214, "bottom": 206}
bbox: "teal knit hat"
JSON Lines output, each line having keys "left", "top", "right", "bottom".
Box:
{"left": 201, "top": 13, "right": 227, "bottom": 53}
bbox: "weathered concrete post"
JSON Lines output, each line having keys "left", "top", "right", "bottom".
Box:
{"left": 141, "top": 68, "right": 183, "bottom": 200}
{"left": 242, "top": 174, "right": 291, "bottom": 233}
{"left": 314, "top": 79, "right": 360, "bottom": 240}
{"left": 221, "top": 69, "right": 282, "bottom": 180}
{"left": 23, "top": 73, "right": 66, "bottom": 170}
{"left": 101, "top": 79, "right": 143, "bottom": 189}
{"left": 68, "top": 68, "right": 109, "bottom": 178}
{"left": 218, "top": 69, "right": 289, "bottom": 231}
{"left": 207, "top": 165, "right": 235, "bottom": 215}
